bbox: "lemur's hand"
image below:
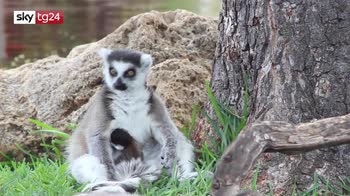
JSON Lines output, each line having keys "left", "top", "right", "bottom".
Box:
{"left": 160, "top": 146, "right": 176, "bottom": 170}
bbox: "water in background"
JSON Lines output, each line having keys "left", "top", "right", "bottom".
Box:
{"left": 0, "top": 0, "right": 220, "bottom": 68}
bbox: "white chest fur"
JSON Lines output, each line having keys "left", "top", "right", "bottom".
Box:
{"left": 109, "top": 92, "right": 152, "bottom": 144}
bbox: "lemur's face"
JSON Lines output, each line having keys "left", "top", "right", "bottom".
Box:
{"left": 98, "top": 48, "right": 152, "bottom": 91}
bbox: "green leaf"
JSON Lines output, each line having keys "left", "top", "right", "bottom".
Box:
{"left": 29, "top": 118, "right": 57, "bottom": 130}
{"left": 205, "top": 80, "right": 225, "bottom": 127}
{"left": 32, "top": 129, "right": 70, "bottom": 140}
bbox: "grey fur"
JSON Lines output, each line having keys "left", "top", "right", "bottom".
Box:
{"left": 114, "top": 158, "right": 161, "bottom": 182}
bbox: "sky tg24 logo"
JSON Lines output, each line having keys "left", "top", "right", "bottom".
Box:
{"left": 14, "top": 11, "right": 64, "bottom": 24}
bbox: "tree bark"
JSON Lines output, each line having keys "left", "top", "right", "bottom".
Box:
{"left": 211, "top": 114, "right": 350, "bottom": 196}
{"left": 208, "top": 0, "right": 350, "bottom": 194}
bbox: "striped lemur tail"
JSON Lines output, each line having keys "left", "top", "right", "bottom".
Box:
{"left": 85, "top": 158, "right": 161, "bottom": 193}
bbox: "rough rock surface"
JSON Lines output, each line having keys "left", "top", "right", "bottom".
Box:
{"left": 148, "top": 59, "right": 211, "bottom": 126}
{"left": 0, "top": 10, "right": 217, "bottom": 157}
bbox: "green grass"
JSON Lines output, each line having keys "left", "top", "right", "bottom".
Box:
{"left": 291, "top": 173, "right": 350, "bottom": 196}
{"left": 203, "top": 80, "right": 248, "bottom": 156}
{"left": 0, "top": 158, "right": 83, "bottom": 195}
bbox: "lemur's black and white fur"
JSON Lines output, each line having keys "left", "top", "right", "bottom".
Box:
{"left": 67, "top": 48, "right": 196, "bottom": 194}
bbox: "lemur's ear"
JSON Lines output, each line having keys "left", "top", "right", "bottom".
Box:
{"left": 140, "top": 54, "right": 153, "bottom": 68}
{"left": 97, "top": 48, "right": 112, "bottom": 60}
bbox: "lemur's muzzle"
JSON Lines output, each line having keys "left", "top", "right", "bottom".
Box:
{"left": 114, "top": 78, "right": 127, "bottom": 91}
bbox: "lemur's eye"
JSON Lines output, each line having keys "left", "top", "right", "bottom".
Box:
{"left": 109, "top": 68, "right": 117, "bottom": 76}
{"left": 125, "top": 69, "right": 136, "bottom": 77}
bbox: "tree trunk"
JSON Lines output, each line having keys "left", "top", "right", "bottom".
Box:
{"left": 209, "top": 0, "right": 350, "bottom": 194}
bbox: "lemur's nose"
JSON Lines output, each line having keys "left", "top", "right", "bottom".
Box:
{"left": 114, "top": 78, "right": 127, "bottom": 91}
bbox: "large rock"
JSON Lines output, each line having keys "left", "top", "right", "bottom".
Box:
{"left": 0, "top": 10, "right": 217, "bottom": 158}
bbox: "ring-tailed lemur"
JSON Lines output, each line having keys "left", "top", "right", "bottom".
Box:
{"left": 67, "top": 48, "right": 197, "bottom": 193}
{"left": 111, "top": 128, "right": 142, "bottom": 165}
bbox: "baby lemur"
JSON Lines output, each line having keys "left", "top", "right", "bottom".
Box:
{"left": 111, "top": 128, "right": 141, "bottom": 164}
{"left": 67, "top": 48, "right": 196, "bottom": 193}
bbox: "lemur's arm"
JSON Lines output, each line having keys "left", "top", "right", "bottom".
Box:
{"left": 85, "top": 97, "right": 116, "bottom": 181}
{"left": 88, "top": 126, "right": 116, "bottom": 180}
{"left": 149, "top": 93, "right": 178, "bottom": 169}
{"left": 151, "top": 123, "right": 177, "bottom": 169}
